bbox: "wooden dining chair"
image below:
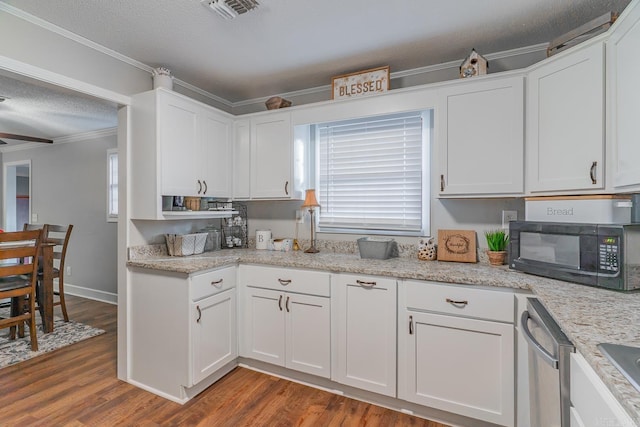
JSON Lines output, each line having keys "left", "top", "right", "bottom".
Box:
{"left": 0, "top": 229, "right": 43, "bottom": 351}
{"left": 23, "top": 223, "right": 73, "bottom": 322}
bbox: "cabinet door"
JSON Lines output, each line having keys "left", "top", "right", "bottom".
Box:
{"left": 399, "top": 310, "right": 514, "bottom": 426}
{"left": 285, "top": 293, "right": 330, "bottom": 378}
{"left": 608, "top": 5, "right": 640, "bottom": 190}
{"left": 158, "top": 92, "right": 200, "bottom": 196}
{"left": 233, "top": 119, "right": 251, "bottom": 199}
{"left": 250, "top": 113, "right": 292, "bottom": 198}
{"left": 570, "top": 352, "right": 634, "bottom": 427}
{"left": 527, "top": 42, "right": 605, "bottom": 192}
{"left": 199, "top": 110, "right": 231, "bottom": 197}
{"left": 191, "top": 288, "right": 237, "bottom": 385}
{"left": 243, "top": 287, "right": 285, "bottom": 366}
{"left": 438, "top": 76, "right": 524, "bottom": 196}
{"left": 332, "top": 274, "right": 397, "bottom": 397}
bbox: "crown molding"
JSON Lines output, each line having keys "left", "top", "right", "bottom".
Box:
{"left": 0, "top": 127, "right": 117, "bottom": 153}
{"left": 233, "top": 43, "right": 548, "bottom": 108}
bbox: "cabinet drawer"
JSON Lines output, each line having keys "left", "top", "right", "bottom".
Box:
{"left": 402, "top": 280, "right": 514, "bottom": 323}
{"left": 241, "top": 265, "right": 330, "bottom": 297}
{"left": 191, "top": 267, "right": 236, "bottom": 301}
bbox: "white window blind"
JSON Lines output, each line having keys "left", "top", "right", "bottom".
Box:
{"left": 317, "top": 111, "right": 427, "bottom": 234}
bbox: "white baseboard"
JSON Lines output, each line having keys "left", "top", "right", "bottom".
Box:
{"left": 63, "top": 283, "right": 117, "bottom": 305}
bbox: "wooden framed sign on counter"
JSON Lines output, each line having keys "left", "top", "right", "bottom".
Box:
{"left": 331, "top": 66, "right": 390, "bottom": 100}
{"left": 437, "top": 229, "right": 477, "bottom": 263}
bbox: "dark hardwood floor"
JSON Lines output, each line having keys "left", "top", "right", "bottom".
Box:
{"left": 0, "top": 296, "right": 449, "bottom": 426}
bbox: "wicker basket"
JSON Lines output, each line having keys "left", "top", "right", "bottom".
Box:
{"left": 165, "top": 232, "right": 207, "bottom": 256}
{"left": 184, "top": 196, "right": 201, "bottom": 211}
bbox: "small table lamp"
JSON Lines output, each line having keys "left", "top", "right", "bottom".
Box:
{"left": 301, "top": 189, "right": 320, "bottom": 253}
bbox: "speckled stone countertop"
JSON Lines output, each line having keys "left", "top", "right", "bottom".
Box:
{"left": 127, "top": 248, "right": 640, "bottom": 424}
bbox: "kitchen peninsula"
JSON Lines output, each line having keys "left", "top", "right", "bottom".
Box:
{"left": 127, "top": 246, "right": 640, "bottom": 426}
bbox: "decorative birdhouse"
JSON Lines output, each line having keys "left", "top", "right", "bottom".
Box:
{"left": 459, "top": 49, "right": 488, "bottom": 78}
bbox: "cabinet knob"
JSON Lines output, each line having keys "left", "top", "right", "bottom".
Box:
{"left": 196, "top": 305, "right": 202, "bottom": 323}
{"left": 409, "top": 315, "right": 414, "bottom": 335}
{"left": 197, "top": 180, "right": 203, "bottom": 194}
{"left": 203, "top": 180, "right": 208, "bottom": 194}
{"left": 278, "top": 278, "right": 292, "bottom": 286}
{"left": 284, "top": 181, "right": 289, "bottom": 195}
{"left": 211, "top": 279, "right": 223, "bottom": 287}
{"left": 278, "top": 294, "right": 283, "bottom": 311}
{"left": 285, "top": 296, "right": 290, "bottom": 312}
{"left": 440, "top": 175, "right": 445, "bottom": 192}
{"left": 590, "top": 161, "right": 597, "bottom": 185}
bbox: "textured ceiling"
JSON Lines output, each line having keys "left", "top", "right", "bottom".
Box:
{"left": 0, "top": 0, "right": 633, "bottom": 145}
{"left": 0, "top": 70, "right": 117, "bottom": 146}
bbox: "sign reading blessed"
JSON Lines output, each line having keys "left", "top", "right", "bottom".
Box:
{"left": 331, "top": 66, "right": 390, "bottom": 100}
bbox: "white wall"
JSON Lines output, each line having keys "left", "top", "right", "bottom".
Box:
{"left": 2, "top": 132, "right": 118, "bottom": 300}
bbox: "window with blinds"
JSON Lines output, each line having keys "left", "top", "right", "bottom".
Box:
{"left": 316, "top": 110, "right": 430, "bottom": 235}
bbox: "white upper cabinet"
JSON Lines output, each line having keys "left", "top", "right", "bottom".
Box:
{"left": 608, "top": 4, "right": 640, "bottom": 191}
{"left": 130, "top": 89, "right": 233, "bottom": 219}
{"left": 231, "top": 111, "right": 305, "bottom": 200}
{"left": 250, "top": 112, "right": 296, "bottom": 199}
{"left": 526, "top": 42, "right": 605, "bottom": 193}
{"left": 232, "top": 119, "right": 251, "bottom": 199}
{"left": 438, "top": 75, "right": 524, "bottom": 197}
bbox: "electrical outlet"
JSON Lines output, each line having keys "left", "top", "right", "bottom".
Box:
{"left": 31, "top": 213, "right": 38, "bottom": 223}
{"left": 66, "top": 266, "right": 71, "bottom": 276}
{"left": 502, "top": 210, "right": 517, "bottom": 229}
{"left": 296, "top": 209, "right": 305, "bottom": 224}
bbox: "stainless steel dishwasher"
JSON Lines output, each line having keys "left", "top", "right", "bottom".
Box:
{"left": 521, "top": 298, "right": 575, "bottom": 427}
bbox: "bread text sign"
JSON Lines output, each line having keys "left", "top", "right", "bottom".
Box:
{"left": 331, "top": 66, "right": 390, "bottom": 100}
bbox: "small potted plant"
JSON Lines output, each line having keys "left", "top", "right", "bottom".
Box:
{"left": 485, "top": 230, "right": 509, "bottom": 266}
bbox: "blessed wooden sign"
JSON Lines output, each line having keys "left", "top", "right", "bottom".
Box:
{"left": 331, "top": 66, "right": 390, "bottom": 100}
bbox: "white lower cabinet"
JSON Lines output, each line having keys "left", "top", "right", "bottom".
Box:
{"left": 398, "top": 280, "right": 515, "bottom": 427}
{"left": 570, "top": 352, "right": 634, "bottom": 427}
{"left": 128, "top": 266, "right": 237, "bottom": 403}
{"left": 240, "top": 265, "right": 331, "bottom": 378}
{"left": 332, "top": 274, "right": 397, "bottom": 397}
{"left": 191, "top": 288, "right": 237, "bottom": 385}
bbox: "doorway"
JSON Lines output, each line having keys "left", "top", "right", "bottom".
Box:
{"left": 3, "top": 160, "right": 31, "bottom": 232}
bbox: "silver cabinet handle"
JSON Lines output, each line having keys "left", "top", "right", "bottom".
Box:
{"left": 356, "top": 280, "right": 376, "bottom": 287}
{"left": 278, "top": 278, "right": 292, "bottom": 286}
{"left": 284, "top": 181, "right": 289, "bottom": 195}
{"left": 285, "top": 296, "right": 290, "bottom": 312}
{"left": 197, "top": 179, "right": 202, "bottom": 194}
{"left": 278, "top": 294, "right": 283, "bottom": 311}
{"left": 409, "top": 315, "right": 414, "bottom": 335}
{"left": 590, "top": 161, "right": 597, "bottom": 185}
{"left": 446, "top": 298, "right": 468, "bottom": 307}
{"left": 203, "top": 180, "right": 208, "bottom": 194}
{"left": 211, "top": 279, "right": 223, "bottom": 288}
{"left": 521, "top": 310, "right": 559, "bottom": 369}
{"left": 440, "top": 174, "right": 445, "bottom": 192}
{"left": 196, "top": 305, "right": 201, "bottom": 323}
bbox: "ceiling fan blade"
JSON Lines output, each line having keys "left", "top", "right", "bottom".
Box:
{"left": 0, "top": 140, "right": 7, "bottom": 145}
{"left": 0, "top": 132, "right": 53, "bottom": 143}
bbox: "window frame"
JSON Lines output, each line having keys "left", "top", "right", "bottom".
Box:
{"left": 313, "top": 110, "right": 431, "bottom": 237}
{"left": 107, "top": 148, "right": 118, "bottom": 222}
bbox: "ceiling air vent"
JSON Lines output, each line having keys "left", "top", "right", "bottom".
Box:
{"left": 201, "top": 0, "right": 259, "bottom": 20}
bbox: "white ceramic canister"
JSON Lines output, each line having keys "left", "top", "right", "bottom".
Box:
{"left": 256, "top": 230, "right": 272, "bottom": 250}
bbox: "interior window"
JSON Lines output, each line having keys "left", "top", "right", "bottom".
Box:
{"left": 107, "top": 148, "right": 118, "bottom": 221}
{"left": 314, "top": 110, "right": 430, "bottom": 236}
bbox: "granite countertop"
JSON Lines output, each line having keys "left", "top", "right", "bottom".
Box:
{"left": 127, "top": 249, "right": 640, "bottom": 424}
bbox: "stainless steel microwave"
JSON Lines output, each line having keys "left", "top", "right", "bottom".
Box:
{"left": 509, "top": 221, "right": 640, "bottom": 291}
